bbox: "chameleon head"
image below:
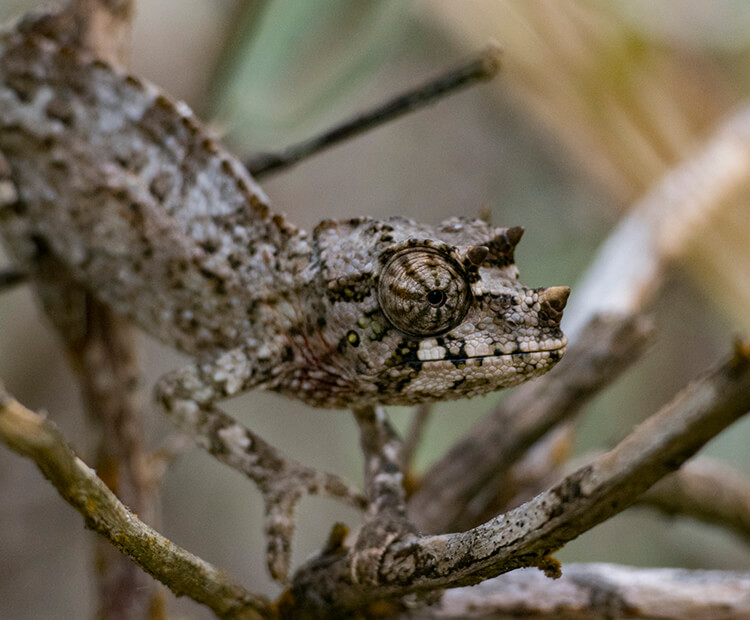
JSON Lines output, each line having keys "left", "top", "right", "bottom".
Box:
{"left": 288, "top": 216, "right": 568, "bottom": 408}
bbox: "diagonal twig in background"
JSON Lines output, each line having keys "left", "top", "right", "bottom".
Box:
{"left": 245, "top": 43, "right": 501, "bottom": 179}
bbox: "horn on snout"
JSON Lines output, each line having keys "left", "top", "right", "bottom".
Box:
{"left": 539, "top": 286, "right": 570, "bottom": 319}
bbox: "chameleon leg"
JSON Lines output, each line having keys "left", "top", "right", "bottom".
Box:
{"left": 154, "top": 351, "right": 366, "bottom": 581}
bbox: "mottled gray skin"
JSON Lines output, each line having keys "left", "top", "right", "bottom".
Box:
{"left": 0, "top": 18, "right": 567, "bottom": 410}
{"left": 296, "top": 217, "right": 567, "bottom": 408}
{"left": 0, "top": 13, "right": 567, "bottom": 579}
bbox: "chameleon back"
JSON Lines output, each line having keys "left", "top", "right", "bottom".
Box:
{"left": 0, "top": 13, "right": 568, "bottom": 409}
{"left": 0, "top": 18, "right": 308, "bottom": 356}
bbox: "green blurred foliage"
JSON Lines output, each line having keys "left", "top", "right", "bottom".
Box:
{"left": 212, "top": 0, "right": 410, "bottom": 145}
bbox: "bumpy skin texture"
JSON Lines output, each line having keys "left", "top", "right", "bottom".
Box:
{"left": 0, "top": 18, "right": 568, "bottom": 411}
{"left": 0, "top": 11, "right": 568, "bottom": 580}
{"left": 295, "top": 217, "right": 567, "bottom": 407}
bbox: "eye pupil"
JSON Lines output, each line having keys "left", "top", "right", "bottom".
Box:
{"left": 426, "top": 289, "right": 446, "bottom": 307}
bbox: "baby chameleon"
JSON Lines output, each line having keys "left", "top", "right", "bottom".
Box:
{"left": 0, "top": 11, "right": 567, "bottom": 578}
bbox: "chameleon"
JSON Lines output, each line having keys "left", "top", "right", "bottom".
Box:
{"left": 0, "top": 9, "right": 568, "bottom": 578}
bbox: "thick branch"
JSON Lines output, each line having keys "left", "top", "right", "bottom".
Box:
{"left": 49, "top": 2, "right": 156, "bottom": 617}
{"left": 409, "top": 313, "right": 654, "bottom": 534}
{"left": 0, "top": 388, "right": 270, "bottom": 620}
{"left": 245, "top": 43, "right": 501, "bottom": 179}
{"left": 408, "top": 563, "right": 750, "bottom": 619}
{"left": 287, "top": 341, "right": 750, "bottom": 616}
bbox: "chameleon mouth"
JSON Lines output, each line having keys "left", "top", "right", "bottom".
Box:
{"left": 406, "top": 342, "right": 567, "bottom": 367}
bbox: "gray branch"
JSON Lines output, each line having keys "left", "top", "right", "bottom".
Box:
{"left": 407, "top": 563, "right": 750, "bottom": 619}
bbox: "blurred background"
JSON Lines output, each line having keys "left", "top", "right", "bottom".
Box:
{"left": 1, "top": 0, "right": 749, "bottom": 617}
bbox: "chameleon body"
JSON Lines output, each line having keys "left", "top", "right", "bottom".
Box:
{"left": 0, "top": 17, "right": 568, "bottom": 409}
{"left": 0, "top": 10, "right": 568, "bottom": 577}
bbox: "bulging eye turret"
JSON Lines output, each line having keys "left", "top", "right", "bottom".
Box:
{"left": 378, "top": 247, "right": 471, "bottom": 337}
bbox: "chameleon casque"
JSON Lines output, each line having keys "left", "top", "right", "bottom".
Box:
{"left": 0, "top": 9, "right": 568, "bottom": 578}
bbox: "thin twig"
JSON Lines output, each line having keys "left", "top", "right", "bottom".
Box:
{"left": 0, "top": 267, "right": 26, "bottom": 291}
{"left": 286, "top": 340, "right": 750, "bottom": 616}
{"left": 245, "top": 43, "right": 501, "bottom": 179}
{"left": 0, "top": 387, "right": 271, "bottom": 620}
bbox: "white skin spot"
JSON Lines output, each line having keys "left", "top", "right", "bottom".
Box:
{"left": 417, "top": 345, "right": 447, "bottom": 361}
{"left": 464, "top": 341, "right": 491, "bottom": 358}
{"left": 218, "top": 424, "right": 252, "bottom": 451}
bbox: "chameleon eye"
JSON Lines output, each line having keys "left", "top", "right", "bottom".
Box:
{"left": 378, "top": 248, "right": 471, "bottom": 336}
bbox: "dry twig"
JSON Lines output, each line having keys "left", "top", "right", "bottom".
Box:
{"left": 409, "top": 563, "right": 750, "bottom": 619}
{"left": 245, "top": 43, "right": 501, "bottom": 178}
{"left": 640, "top": 456, "right": 750, "bottom": 545}
{"left": 0, "top": 387, "right": 271, "bottom": 620}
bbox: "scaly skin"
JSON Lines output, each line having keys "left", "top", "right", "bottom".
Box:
{"left": 0, "top": 9, "right": 568, "bottom": 579}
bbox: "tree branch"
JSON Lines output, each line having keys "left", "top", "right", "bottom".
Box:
{"left": 286, "top": 341, "right": 750, "bottom": 617}
{"left": 407, "top": 563, "right": 750, "bottom": 619}
{"left": 563, "top": 104, "right": 750, "bottom": 340}
{"left": 0, "top": 386, "right": 271, "bottom": 620}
